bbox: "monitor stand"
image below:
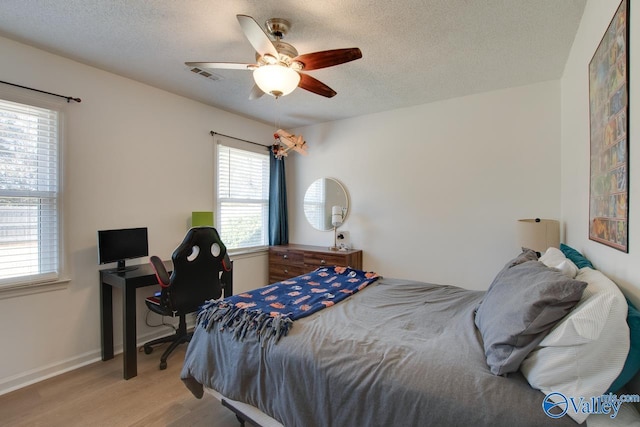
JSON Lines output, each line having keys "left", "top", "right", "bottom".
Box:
{"left": 113, "top": 260, "right": 139, "bottom": 273}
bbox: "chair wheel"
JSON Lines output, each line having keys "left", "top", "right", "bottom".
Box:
{"left": 159, "top": 361, "right": 167, "bottom": 370}
{"left": 143, "top": 345, "right": 153, "bottom": 355}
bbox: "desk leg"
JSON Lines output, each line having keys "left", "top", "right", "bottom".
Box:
{"left": 100, "top": 280, "right": 114, "bottom": 361}
{"left": 122, "top": 285, "right": 138, "bottom": 379}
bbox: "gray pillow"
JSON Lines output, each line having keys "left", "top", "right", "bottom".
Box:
{"left": 475, "top": 259, "right": 587, "bottom": 376}
{"left": 504, "top": 247, "right": 539, "bottom": 268}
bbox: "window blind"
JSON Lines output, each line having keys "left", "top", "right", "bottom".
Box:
{"left": 0, "top": 99, "right": 59, "bottom": 285}
{"left": 217, "top": 143, "right": 269, "bottom": 250}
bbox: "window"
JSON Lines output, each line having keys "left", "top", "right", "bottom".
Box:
{"left": 0, "top": 98, "right": 61, "bottom": 286}
{"left": 216, "top": 138, "right": 269, "bottom": 250}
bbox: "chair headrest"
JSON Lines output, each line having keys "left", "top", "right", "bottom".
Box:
{"left": 172, "top": 226, "right": 227, "bottom": 267}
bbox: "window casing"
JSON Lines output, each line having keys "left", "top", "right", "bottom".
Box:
{"left": 216, "top": 139, "right": 269, "bottom": 251}
{"left": 0, "top": 97, "right": 61, "bottom": 287}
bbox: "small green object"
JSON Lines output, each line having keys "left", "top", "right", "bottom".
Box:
{"left": 192, "top": 211, "right": 214, "bottom": 227}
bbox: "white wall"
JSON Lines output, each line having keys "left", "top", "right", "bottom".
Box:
{"left": 288, "top": 80, "right": 562, "bottom": 290}
{"left": 0, "top": 36, "right": 271, "bottom": 394}
{"left": 561, "top": 0, "right": 640, "bottom": 305}
{"left": 5, "top": 0, "right": 633, "bottom": 395}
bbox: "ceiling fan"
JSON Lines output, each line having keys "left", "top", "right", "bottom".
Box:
{"left": 186, "top": 15, "right": 362, "bottom": 99}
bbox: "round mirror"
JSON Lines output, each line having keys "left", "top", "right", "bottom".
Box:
{"left": 303, "top": 178, "right": 349, "bottom": 231}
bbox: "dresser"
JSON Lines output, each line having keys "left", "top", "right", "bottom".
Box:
{"left": 268, "top": 244, "right": 363, "bottom": 283}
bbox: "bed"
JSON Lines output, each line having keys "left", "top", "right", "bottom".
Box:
{"left": 181, "top": 247, "right": 640, "bottom": 426}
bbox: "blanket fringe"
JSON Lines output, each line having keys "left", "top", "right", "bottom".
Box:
{"left": 197, "top": 300, "right": 293, "bottom": 345}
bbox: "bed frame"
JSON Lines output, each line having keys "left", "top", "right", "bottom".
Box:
{"left": 205, "top": 388, "right": 282, "bottom": 427}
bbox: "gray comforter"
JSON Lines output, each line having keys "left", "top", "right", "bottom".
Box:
{"left": 181, "top": 278, "right": 577, "bottom": 426}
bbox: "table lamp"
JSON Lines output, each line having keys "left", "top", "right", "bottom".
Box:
{"left": 330, "top": 205, "right": 344, "bottom": 251}
{"left": 517, "top": 218, "right": 560, "bottom": 255}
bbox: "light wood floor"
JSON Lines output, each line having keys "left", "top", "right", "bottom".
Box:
{"left": 0, "top": 344, "right": 242, "bottom": 427}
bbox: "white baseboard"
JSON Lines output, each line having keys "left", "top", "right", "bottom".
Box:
{"left": 0, "top": 325, "right": 184, "bottom": 396}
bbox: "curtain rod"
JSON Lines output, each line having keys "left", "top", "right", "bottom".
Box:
{"left": 0, "top": 80, "right": 81, "bottom": 103}
{"left": 209, "top": 131, "right": 270, "bottom": 149}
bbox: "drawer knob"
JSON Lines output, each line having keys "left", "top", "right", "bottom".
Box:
{"left": 284, "top": 269, "right": 288, "bottom": 274}
{"left": 283, "top": 254, "right": 288, "bottom": 259}
{"left": 320, "top": 259, "right": 326, "bottom": 265}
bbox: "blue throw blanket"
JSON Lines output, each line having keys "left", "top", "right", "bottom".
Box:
{"left": 197, "top": 266, "right": 380, "bottom": 344}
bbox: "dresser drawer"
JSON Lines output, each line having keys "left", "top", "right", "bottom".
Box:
{"left": 304, "top": 252, "right": 348, "bottom": 268}
{"left": 269, "top": 248, "right": 304, "bottom": 265}
{"left": 269, "top": 264, "right": 309, "bottom": 283}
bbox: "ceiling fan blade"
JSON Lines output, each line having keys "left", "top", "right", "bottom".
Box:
{"left": 185, "top": 62, "right": 254, "bottom": 70}
{"left": 293, "top": 48, "right": 362, "bottom": 71}
{"left": 237, "top": 15, "right": 279, "bottom": 58}
{"left": 298, "top": 73, "right": 337, "bottom": 98}
{"left": 249, "top": 84, "right": 264, "bottom": 100}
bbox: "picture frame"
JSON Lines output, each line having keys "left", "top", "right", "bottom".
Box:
{"left": 588, "top": 0, "right": 629, "bottom": 252}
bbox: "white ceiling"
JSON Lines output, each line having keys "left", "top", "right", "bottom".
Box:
{"left": 0, "top": 0, "right": 586, "bottom": 129}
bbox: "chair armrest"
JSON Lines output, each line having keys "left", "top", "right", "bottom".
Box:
{"left": 222, "top": 253, "right": 232, "bottom": 272}
{"left": 221, "top": 254, "right": 232, "bottom": 289}
{"left": 149, "top": 255, "right": 171, "bottom": 288}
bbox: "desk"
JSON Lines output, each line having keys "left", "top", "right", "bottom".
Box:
{"left": 100, "top": 261, "right": 233, "bottom": 379}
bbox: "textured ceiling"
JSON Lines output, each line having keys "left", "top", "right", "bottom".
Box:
{"left": 0, "top": 0, "right": 586, "bottom": 129}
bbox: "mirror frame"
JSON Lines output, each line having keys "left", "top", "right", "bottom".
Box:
{"left": 303, "top": 178, "right": 349, "bottom": 231}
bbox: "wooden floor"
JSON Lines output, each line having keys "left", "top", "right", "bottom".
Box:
{"left": 0, "top": 344, "right": 241, "bottom": 427}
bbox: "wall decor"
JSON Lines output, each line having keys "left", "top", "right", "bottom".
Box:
{"left": 589, "top": 0, "right": 629, "bottom": 252}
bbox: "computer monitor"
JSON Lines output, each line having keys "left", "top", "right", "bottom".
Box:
{"left": 97, "top": 227, "right": 149, "bottom": 272}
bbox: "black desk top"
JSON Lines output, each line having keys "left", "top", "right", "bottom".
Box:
{"left": 100, "top": 260, "right": 172, "bottom": 288}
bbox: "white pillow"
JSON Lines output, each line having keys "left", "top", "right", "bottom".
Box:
{"left": 520, "top": 268, "right": 630, "bottom": 424}
{"left": 539, "top": 247, "right": 578, "bottom": 278}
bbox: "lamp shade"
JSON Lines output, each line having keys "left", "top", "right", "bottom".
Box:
{"left": 192, "top": 211, "right": 214, "bottom": 227}
{"left": 331, "top": 206, "right": 343, "bottom": 227}
{"left": 253, "top": 65, "right": 300, "bottom": 97}
{"left": 516, "top": 218, "right": 560, "bottom": 254}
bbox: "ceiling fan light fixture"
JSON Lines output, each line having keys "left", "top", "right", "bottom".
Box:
{"left": 262, "top": 53, "right": 278, "bottom": 65}
{"left": 253, "top": 65, "right": 300, "bottom": 97}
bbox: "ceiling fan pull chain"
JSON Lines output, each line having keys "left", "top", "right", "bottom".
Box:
{"left": 274, "top": 97, "right": 281, "bottom": 130}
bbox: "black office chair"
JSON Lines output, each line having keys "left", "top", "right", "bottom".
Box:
{"left": 143, "top": 226, "right": 232, "bottom": 370}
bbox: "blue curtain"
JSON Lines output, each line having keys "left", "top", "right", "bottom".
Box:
{"left": 269, "top": 154, "right": 288, "bottom": 245}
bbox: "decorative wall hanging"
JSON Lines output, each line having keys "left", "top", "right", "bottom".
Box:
{"left": 588, "top": 0, "right": 629, "bottom": 252}
{"left": 272, "top": 129, "right": 308, "bottom": 159}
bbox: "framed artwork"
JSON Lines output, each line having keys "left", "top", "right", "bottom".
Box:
{"left": 588, "top": 0, "right": 629, "bottom": 252}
